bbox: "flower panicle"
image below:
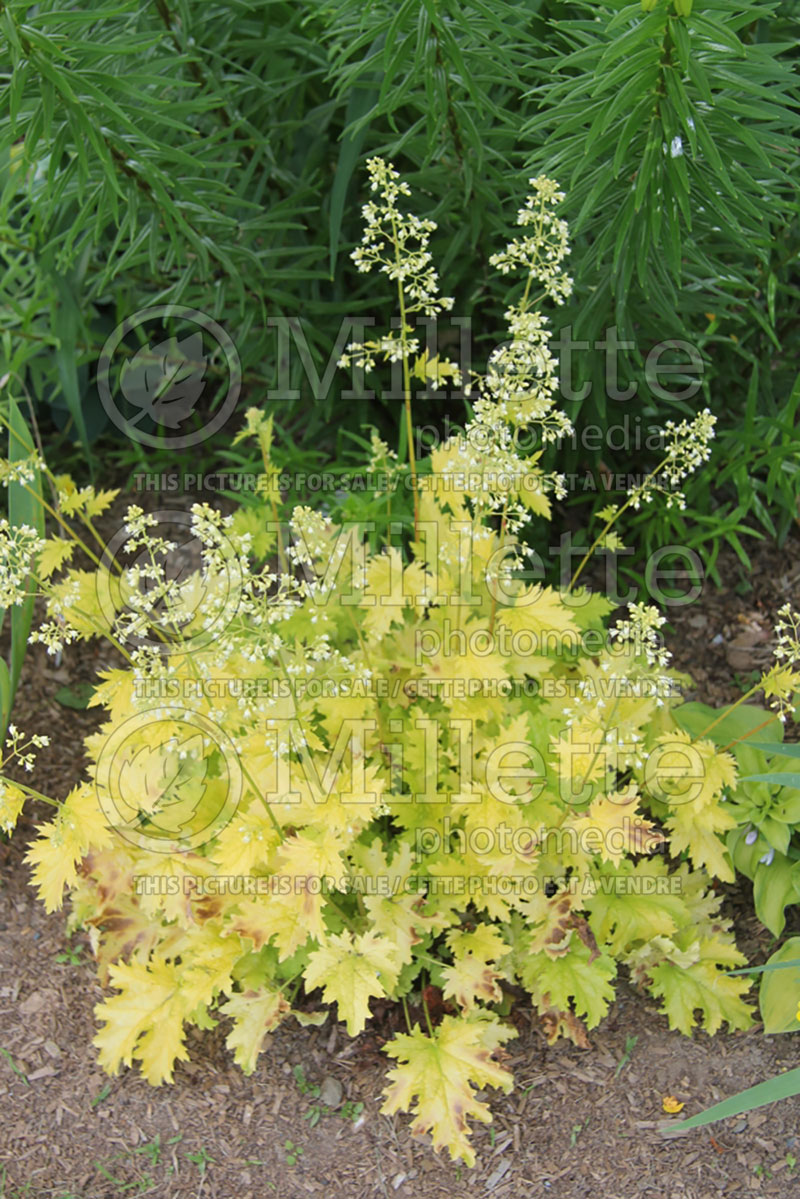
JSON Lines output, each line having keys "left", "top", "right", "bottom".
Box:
{"left": 0, "top": 519, "right": 46, "bottom": 608}
{"left": 761, "top": 603, "right": 800, "bottom": 724}
{"left": 488, "top": 175, "right": 573, "bottom": 306}
{"left": 347, "top": 157, "right": 454, "bottom": 324}
{"left": 609, "top": 601, "right": 671, "bottom": 670}
{"left": 628, "top": 408, "right": 717, "bottom": 512}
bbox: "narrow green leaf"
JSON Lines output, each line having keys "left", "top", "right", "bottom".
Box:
{"left": 688, "top": 12, "right": 745, "bottom": 56}
{"left": 668, "top": 17, "right": 690, "bottom": 74}
{"left": 329, "top": 34, "right": 384, "bottom": 277}
{"left": 661, "top": 1068, "right": 800, "bottom": 1137}
{"left": 0, "top": 659, "right": 11, "bottom": 736}
{"left": 747, "top": 743, "right": 800, "bottom": 759}
{"left": 767, "top": 272, "right": 777, "bottom": 328}
{"left": 741, "top": 772, "right": 800, "bottom": 789}
{"left": 51, "top": 276, "right": 91, "bottom": 461}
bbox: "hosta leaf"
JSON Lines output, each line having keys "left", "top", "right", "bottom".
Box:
{"left": 752, "top": 853, "right": 799, "bottom": 938}
{"left": 759, "top": 939, "right": 800, "bottom": 1035}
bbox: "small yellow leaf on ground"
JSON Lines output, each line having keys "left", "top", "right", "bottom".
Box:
{"left": 662, "top": 1095, "right": 685, "bottom": 1113}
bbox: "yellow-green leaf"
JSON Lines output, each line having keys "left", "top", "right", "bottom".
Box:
{"left": 381, "top": 1014, "right": 516, "bottom": 1168}
{"left": 220, "top": 988, "right": 289, "bottom": 1074}
{"left": 304, "top": 931, "right": 398, "bottom": 1036}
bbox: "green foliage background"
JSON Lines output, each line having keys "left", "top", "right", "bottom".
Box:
{"left": 1, "top": 0, "right": 798, "bottom": 565}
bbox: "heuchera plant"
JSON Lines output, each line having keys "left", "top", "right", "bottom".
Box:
{"left": 2, "top": 161, "right": 799, "bottom": 1167}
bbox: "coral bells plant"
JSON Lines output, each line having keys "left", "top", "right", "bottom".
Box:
{"left": 4, "top": 162, "right": 795, "bottom": 1169}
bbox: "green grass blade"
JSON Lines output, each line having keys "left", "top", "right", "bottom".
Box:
{"left": 661, "top": 1068, "right": 800, "bottom": 1137}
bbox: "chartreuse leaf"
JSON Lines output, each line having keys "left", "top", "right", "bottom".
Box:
{"left": 381, "top": 1014, "right": 516, "bottom": 1168}
{"left": 759, "top": 939, "right": 800, "bottom": 1035}
{"left": 563, "top": 587, "right": 615, "bottom": 631}
{"left": 0, "top": 780, "right": 26, "bottom": 836}
{"left": 95, "top": 958, "right": 194, "bottom": 1086}
{"left": 37, "top": 537, "right": 76, "bottom": 579}
{"left": 584, "top": 861, "right": 689, "bottom": 953}
{"left": 26, "top": 832, "right": 81, "bottom": 912}
{"left": 304, "top": 930, "right": 398, "bottom": 1035}
{"left": 648, "top": 940, "right": 753, "bottom": 1036}
{"left": 440, "top": 925, "right": 508, "bottom": 1011}
{"left": 84, "top": 487, "right": 120, "bottom": 518}
{"left": 665, "top": 799, "right": 737, "bottom": 882}
{"left": 94, "top": 933, "right": 239, "bottom": 1085}
{"left": 220, "top": 987, "right": 290, "bottom": 1074}
{"left": 25, "top": 784, "right": 112, "bottom": 911}
{"left": 518, "top": 941, "right": 616, "bottom": 1028}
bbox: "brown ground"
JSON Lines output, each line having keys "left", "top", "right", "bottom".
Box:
{"left": 1, "top": 507, "right": 799, "bottom": 1199}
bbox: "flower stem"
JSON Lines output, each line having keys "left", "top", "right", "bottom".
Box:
{"left": 390, "top": 213, "right": 419, "bottom": 539}
{"left": 567, "top": 450, "right": 677, "bottom": 594}
{"left": 695, "top": 686, "right": 760, "bottom": 742}
{"left": 0, "top": 775, "right": 58, "bottom": 807}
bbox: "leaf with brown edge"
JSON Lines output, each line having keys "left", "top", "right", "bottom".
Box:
{"left": 381, "top": 1013, "right": 517, "bottom": 1168}
{"left": 441, "top": 925, "right": 507, "bottom": 1011}
{"left": 519, "top": 889, "right": 575, "bottom": 959}
{"left": 220, "top": 987, "right": 290, "bottom": 1074}
{"left": 539, "top": 1007, "right": 591, "bottom": 1049}
{"left": 569, "top": 914, "right": 601, "bottom": 963}
{"left": 441, "top": 955, "right": 502, "bottom": 1011}
{"left": 90, "top": 895, "right": 167, "bottom": 984}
